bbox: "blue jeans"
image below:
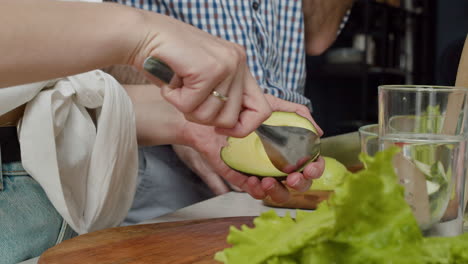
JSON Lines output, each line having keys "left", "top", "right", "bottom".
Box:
{"left": 123, "top": 145, "right": 215, "bottom": 225}
{"left": 0, "top": 162, "right": 76, "bottom": 264}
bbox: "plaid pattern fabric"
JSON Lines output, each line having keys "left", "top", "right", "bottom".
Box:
{"left": 109, "top": 0, "right": 313, "bottom": 108}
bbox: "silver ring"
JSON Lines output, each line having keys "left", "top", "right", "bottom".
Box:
{"left": 211, "top": 90, "right": 228, "bottom": 101}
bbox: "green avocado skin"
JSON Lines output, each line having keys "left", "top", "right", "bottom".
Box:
{"left": 224, "top": 165, "right": 287, "bottom": 181}
{"left": 230, "top": 157, "right": 348, "bottom": 187}
{"left": 226, "top": 156, "right": 321, "bottom": 182}
{"left": 225, "top": 155, "right": 341, "bottom": 185}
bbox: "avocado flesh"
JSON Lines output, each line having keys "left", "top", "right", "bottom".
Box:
{"left": 221, "top": 112, "right": 318, "bottom": 177}
{"left": 309, "top": 157, "right": 348, "bottom": 191}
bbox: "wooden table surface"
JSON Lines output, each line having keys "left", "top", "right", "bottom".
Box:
{"left": 20, "top": 192, "right": 304, "bottom": 264}
{"left": 38, "top": 216, "right": 255, "bottom": 264}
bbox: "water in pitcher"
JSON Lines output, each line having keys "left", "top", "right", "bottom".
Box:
{"left": 381, "top": 133, "right": 465, "bottom": 233}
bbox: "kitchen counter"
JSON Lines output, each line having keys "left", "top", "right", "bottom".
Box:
{"left": 19, "top": 191, "right": 304, "bottom": 264}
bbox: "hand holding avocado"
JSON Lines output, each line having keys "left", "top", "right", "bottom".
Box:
{"left": 181, "top": 95, "right": 325, "bottom": 203}
{"left": 124, "top": 84, "right": 324, "bottom": 202}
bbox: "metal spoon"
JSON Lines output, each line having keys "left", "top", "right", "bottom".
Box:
{"left": 255, "top": 124, "right": 320, "bottom": 173}
{"left": 143, "top": 57, "right": 321, "bottom": 173}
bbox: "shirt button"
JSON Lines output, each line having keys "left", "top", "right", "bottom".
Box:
{"left": 252, "top": 1, "right": 260, "bottom": 10}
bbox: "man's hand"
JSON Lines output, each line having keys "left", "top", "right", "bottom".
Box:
{"left": 124, "top": 83, "right": 325, "bottom": 203}
{"left": 172, "top": 144, "right": 231, "bottom": 195}
{"left": 182, "top": 94, "right": 325, "bottom": 203}
{"left": 302, "top": 0, "right": 354, "bottom": 55}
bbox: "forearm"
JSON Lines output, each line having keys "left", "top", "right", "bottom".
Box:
{"left": 0, "top": 0, "right": 147, "bottom": 87}
{"left": 302, "top": 0, "right": 354, "bottom": 55}
{"left": 123, "top": 84, "right": 187, "bottom": 146}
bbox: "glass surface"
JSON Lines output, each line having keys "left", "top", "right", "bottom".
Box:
{"left": 358, "top": 124, "right": 379, "bottom": 156}
{"left": 378, "top": 85, "right": 468, "bottom": 237}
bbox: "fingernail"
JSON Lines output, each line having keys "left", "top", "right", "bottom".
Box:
{"left": 307, "top": 166, "right": 319, "bottom": 179}
{"left": 291, "top": 178, "right": 301, "bottom": 188}
{"left": 264, "top": 181, "right": 275, "bottom": 191}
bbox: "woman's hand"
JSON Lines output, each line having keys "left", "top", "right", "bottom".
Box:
{"left": 129, "top": 9, "right": 271, "bottom": 137}
{"left": 0, "top": 0, "right": 271, "bottom": 137}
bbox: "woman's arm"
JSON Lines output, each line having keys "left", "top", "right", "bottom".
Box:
{"left": 0, "top": 0, "right": 142, "bottom": 87}
{"left": 1, "top": 0, "right": 272, "bottom": 137}
{"left": 123, "top": 84, "right": 186, "bottom": 146}
{"left": 302, "top": 0, "right": 354, "bottom": 55}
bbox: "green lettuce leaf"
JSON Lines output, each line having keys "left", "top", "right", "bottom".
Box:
{"left": 297, "top": 148, "right": 423, "bottom": 263}
{"left": 331, "top": 148, "right": 422, "bottom": 247}
{"left": 214, "top": 209, "right": 335, "bottom": 263}
{"left": 215, "top": 148, "right": 468, "bottom": 264}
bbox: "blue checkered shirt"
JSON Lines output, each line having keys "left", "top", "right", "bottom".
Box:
{"left": 109, "top": 0, "right": 319, "bottom": 108}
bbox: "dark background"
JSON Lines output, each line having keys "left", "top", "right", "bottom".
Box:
{"left": 304, "top": 0, "right": 468, "bottom": 137}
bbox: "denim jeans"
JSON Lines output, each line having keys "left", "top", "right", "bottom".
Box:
{"left": 123, "top": 145, "right": 214, "bottom": 225}
{"left": 0, "top": 161, "right": 76, "bottom": 264}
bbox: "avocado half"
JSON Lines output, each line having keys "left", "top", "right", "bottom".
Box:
{"left": 220, "top": 111, "right": 318, "bottom": 177}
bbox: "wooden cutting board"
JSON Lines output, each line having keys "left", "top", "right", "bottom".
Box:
{"left": 39, "top": 216, "right": 255, "bottom": 264}
{"left": 262, "top": 164, "right": 363, "bottom": 210}
{"left": 263, "top": 189, "right": 331, "bottom": 210}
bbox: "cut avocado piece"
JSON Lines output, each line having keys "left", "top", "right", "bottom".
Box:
{"left": 220, "top": 112, "right": 318, "bottom": 177}
{"left": 310, "top": 157, "right": 348, "bottom": 191}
